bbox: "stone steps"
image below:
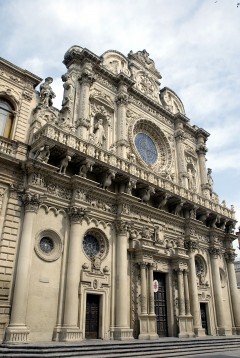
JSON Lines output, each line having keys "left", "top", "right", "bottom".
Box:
{"left": 1, "top": 336, "right": 240, "bottom": 358}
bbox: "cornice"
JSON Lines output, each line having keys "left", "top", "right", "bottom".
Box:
{"left": 0, "top": 57, "right": 42, "bottom": 87}
{"left": 63, "top": 47, "right": 101, "bottom": 68}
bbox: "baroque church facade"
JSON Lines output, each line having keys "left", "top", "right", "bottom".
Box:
{"left": 0, "top": 46, "right": 239, "bottom": 343}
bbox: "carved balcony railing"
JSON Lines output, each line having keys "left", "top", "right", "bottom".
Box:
{"left": 0, "top": 136, "right": 18, "bottom": 158}
{"left": 31, "top": 123, "right": 235, "bottom": 220}
{"left": 0, "top": 136, "right": 28, "bottom": 161}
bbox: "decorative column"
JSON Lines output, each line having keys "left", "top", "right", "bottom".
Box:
{"left": 196, "top": 129, "right": 210, "bottom": 198}
{"left": 183, "top": 269, "right": 195, "bottom": 337}
{"left": 225, "top": 250, "right": 240, "bottom": 334}
{"left": 5, "top": 192, "right": 42, "bottom": 342}
{"left": 209, "top": 247, "right": 226, "bottom": 335}
{"left": 148, "top": 264, "right": 158, "bottom": 339}
{"left": 177, "top": 269, "right": 185, "bottom": 316}
{"left": 76, "top": 62, "right": 95, "bottom": 138}
{"left": 176, "top": 268, "right": 188, "bottom": 338}
{"left": 116, "top": 83, "right": 129, "bottom": 159}
{"left": 187, "top": 241, "right": 206, "bottom": 336}
{"left": 183, "top": 270, "right": 191, "bottom": 315}
{"left": 114, "top": 220, "right": 133, "bottom": 340}
{"left": 174, "top": 122, "right": 187, "bottom": 188}
{"left": 138, "top": 263, "right": 148, "bottom": 339}
{"left": 60, "top": 207, "right": 87, "bottom": 341}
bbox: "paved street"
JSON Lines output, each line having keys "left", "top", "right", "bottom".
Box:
{"left": 187, "top": 349, "right": 240, "bottom": 358}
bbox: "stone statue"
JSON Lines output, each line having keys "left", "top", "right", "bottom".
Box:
{"left": 60, "top": 73, "right": 74, "bottom": 123}
{"left": 125, "top": 178, "right": 136, "bottom": 195}
{"left": 187, "top": 168, "right": 195, "bottom": 190}
{"left": 94, "top": 119, "right": 106, "bottom": 146}
{"left": 58, "top": 155, "right": 71, "bottom": 175}
{"left": 39, "top": 77, "right": 55, "bottom": 107}
{"left": 33, "top": 145, "right": 50, "bottom": 163}
{"left": 101, "top": 170, "right": 116, "bottom": 190}
{"left": 207, "top": 168, "right": 214, "bottom": 190}
{"left": 79, "top": 160, "right": 93, "bottom": 178}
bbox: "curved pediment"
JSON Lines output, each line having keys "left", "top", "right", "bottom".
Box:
{"left": 101, "top": 50, "right": 130, "bottom": 76}
{"left": 160, "top": 87, "right": 185, "bottom": 115}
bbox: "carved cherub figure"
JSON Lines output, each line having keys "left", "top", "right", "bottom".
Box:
{"left": 58, "top": 155, "right": 71, "bottom": 175}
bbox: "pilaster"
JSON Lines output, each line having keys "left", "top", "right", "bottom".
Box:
{"left": 209, "top": 247, "right": 226, "bottom": 335}
{"left": 186, "top": 241, "right": 206, "bottom": 337}
{"left": 76, "top": 63, "right": 95, "bottom": 138}
{"left": 5, "top": 192, "right": 42, "bottom": 343}
{"left": 116, "top": 83, "right": 129, "bottom": 158}
{"left": 225, "top": 249, "right": 240, "bottom": 334}
{"left": 113, "top": 220, "right": 133, "bottom": 340}
{"left": 60, "top": 206, "right": 88, "bottom": 341}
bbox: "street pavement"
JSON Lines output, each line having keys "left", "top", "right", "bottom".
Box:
{"left": 187, "top": 349, "right": 240, "bottom": 358}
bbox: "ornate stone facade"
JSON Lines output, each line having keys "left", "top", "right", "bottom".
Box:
{"left": 0, "top": 47, "right": 239, "bottom": 343}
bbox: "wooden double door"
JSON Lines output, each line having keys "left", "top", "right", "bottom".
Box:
{"left": 85, "top": 294, "right": 100, "bottom": 339}
{"left": 154, "top": 273, "right": 168, "bottom": 337}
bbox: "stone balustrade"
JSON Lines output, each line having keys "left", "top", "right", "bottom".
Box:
{"left": 32, "top": 123, "right": 235, "bottom": 220}
{"left": 0, "top": 136, "right": 18, "bottom": 157}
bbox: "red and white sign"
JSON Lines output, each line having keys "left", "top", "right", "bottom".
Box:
{"left": 153, "top": 279, "right": 159, "bottom": 293}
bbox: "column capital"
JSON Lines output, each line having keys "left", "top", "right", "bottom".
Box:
{"left": 139, "top": 262, "right": 148, "bottom": 269}
{"left": 114, "top": 220, "right": 129, "bottom": 234}
{"left": 68, "top": 206, "right": 90, "bottom": 223}
{"left": 175, "top": 268, "right": 184, "bottom": 274}
{"left": 116, "top": 93, "right": 128, "bottom": 106}
{"left": 224, "top": 250, "right": 237, "bottom": 263}
{"left": 184, "top": 239, "right": 198, "bottom": 252}
{"left": 209, "top": 246, "right": 221, "bottom": 258}
{"left": 78, "top": 71, "right": 96, "bottom": 86}
{"left": 20, "top": 191, "right": 45, "bottom": 213}
{"left": 174, "top": 128, "right": 185, "bottom": 141}
{"left": 196, "top": 143, "right": 208, "bottom": 155}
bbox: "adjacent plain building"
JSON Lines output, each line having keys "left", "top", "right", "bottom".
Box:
{"left": 0, "top": 46, "right": 239, "bottom": 343}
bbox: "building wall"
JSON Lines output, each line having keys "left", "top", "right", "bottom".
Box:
{"left": 0, "top": 48, "right": 239, "bottom": 343}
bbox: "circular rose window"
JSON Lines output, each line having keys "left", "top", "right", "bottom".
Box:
{"left": 134, "top": 132, "right": 158, "bottom": 165}
{"left": 83, "top": 234, "right": 100, "bottom": 258}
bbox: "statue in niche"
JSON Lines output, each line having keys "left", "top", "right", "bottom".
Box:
{"left": 207, "top": 168, "right": 214, "bottom": 190}
{"left": 58, "top": 155, "right": 71, "bottom": 175}
{"left": 186, "top": 157, "right": 196, "bottom": 190}
{"left": 154, "top": 225, "right": 164, "bottom": 244}
{"left": 93, "top": 118, "right": 106, "bottom": 146}
{"left": 39, "top": 77, "right": 56, "bottom": 107}
{"left": 187, "top": 168, "right": 196, "bottom": 190}
{"left": 33, "top": 145, "right": 50, "bottom": 163}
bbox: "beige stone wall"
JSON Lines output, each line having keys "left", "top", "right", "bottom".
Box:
{"left": 0, "top": 48, "right": 239, "bottom": 343}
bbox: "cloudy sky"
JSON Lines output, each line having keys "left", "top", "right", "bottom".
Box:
{"left": 1, "top": 0, "right": 239, "bottom": 252}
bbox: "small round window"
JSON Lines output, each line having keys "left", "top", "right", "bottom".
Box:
{"left": 40, "top": 237, "right": 54, "bottom": 254}
{"left": 35, "top": 230, "right": 62, "bottom": 262}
